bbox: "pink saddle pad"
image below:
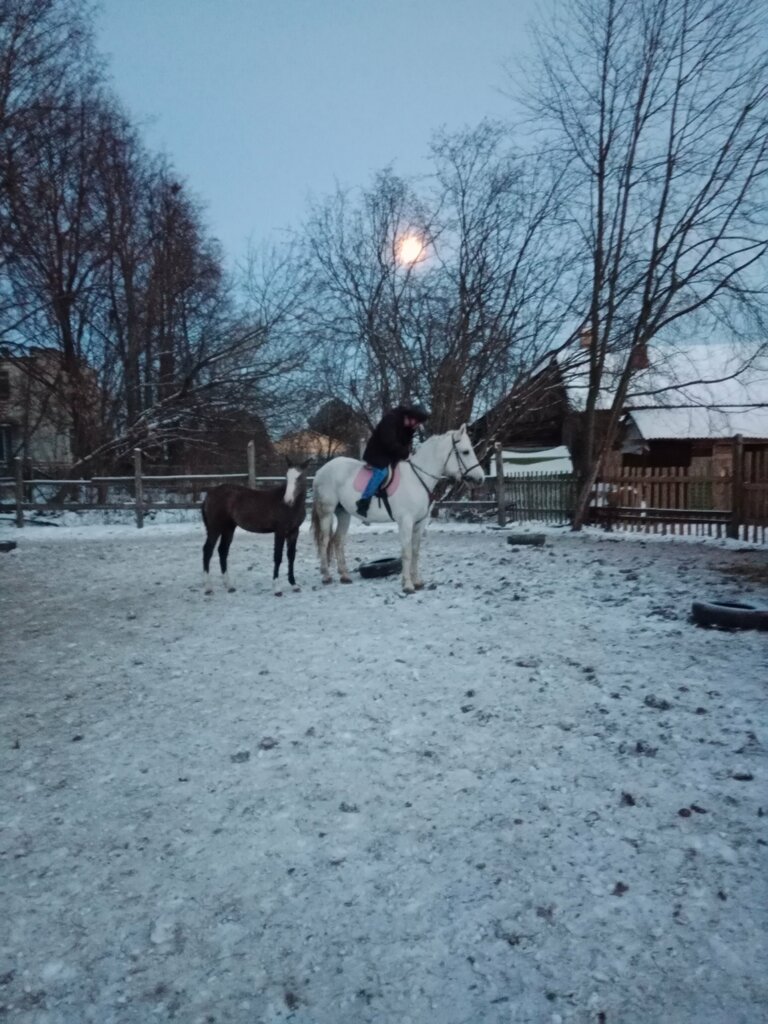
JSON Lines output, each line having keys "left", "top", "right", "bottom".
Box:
{"left": 353, "top": 464, "right": 401, "bottom": 496}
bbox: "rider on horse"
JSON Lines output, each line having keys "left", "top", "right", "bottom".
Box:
{"left": 356, "top": 404, "right": 430, "bottom": 518}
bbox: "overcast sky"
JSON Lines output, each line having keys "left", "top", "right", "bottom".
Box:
{"left": 96, "top": 0, "right": 544, "bottom": 268}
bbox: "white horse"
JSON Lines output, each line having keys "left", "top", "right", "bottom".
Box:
{"left": 311, "top": 425, "right": 485, "bottom": 593}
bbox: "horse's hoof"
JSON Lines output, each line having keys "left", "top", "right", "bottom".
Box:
{"left": 414, "top": 582, "right": 425, "bottom": 590}
{"left": 322, "top": 577, "right": 333, "bottom": 585}
{"left": 402, "top": 584, "right": 416, "bottom": 595}
{"left": 292, "top": 585, "right": 301, "bottom": 593}
{"left": 274, "top": 591, "right": 283, "bottom": 597}
{"left": 340, "top": 575, "right": 353, "bottom": 584}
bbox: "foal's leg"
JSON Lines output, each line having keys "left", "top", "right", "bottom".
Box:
{"left": 273, "top": 534, "right": 286, "bottom": 596}
{"left": 333, "top": 508, "right": 353, "bottom": 583}
{"left": 203, "top": 528, "right": 220, "bottom": 594}
{"left": 218, "top": 522, "right": 237, "bottom": 592}
{"left": 398, "top": 515, "right": 416, "bottom": 593}
{"left": 286, "top": 528, "right": 301, "bottom": 592}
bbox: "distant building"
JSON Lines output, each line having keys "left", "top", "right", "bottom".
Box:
{"left": 274, "top": 430, "right": 354, "bottom": 462}
{"left": 0, "top": 349, "right": 77, "bottom": 472}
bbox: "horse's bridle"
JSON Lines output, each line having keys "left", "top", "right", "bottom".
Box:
{"left": 448, "top": 436, "right": 483, "bottom": 482}
{"left": 409, "top": 436, "right": 482, "bottom": 500}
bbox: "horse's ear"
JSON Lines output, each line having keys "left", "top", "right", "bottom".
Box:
{"left": 299, "top": 458, "right": 311, "bottom": 471}
{"left": 285, "top": 455, "right": 293, "bottom": 468}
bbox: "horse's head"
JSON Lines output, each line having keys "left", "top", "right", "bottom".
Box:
{"left": 284, "top": 456, "right": 311, "bottom": 506}
{"left": 445, "top": 425, "right": 484, "bottom": 486}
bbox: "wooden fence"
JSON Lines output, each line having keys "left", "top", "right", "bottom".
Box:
{"left": 451, "top": 450, "right": 767, "bottom": 541}
{"left": 593, "top": 456, "right": 768, "bottom": 542}
{"left": 0, "top": 444, "right": 277, "bottom": 529}
{"left": 2, "top": 443, "right": 767, "bottom": 542}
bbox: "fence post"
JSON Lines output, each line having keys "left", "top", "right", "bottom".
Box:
{"left": 494, "top": 443, "right": 506, "bottom": 527}
{"left": 14, "top": 456, "right": 24, "bottom": 528}
{"left": 247, "top": 440, "right": 256, "bottom": 489}
{"left": 728, "top": 434, "right": 744, "bottom": 540}
{"left": 134, "top": 448, "right": 144, "bottom": 529}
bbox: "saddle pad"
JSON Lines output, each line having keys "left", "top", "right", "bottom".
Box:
{"left": 353, "top": 464, "right": 401, "bottom": 496}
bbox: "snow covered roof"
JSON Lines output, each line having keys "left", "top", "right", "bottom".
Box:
{"left": 487, "top": 445, "right": 574, "bottom": 477}
{"left": 626, "top": 406, "right": 768, "bottom": 441}
{"left": 562, "top": 341, "right": 768, "bottom": 415}
{"left": 627, "top": 344, "right": 768, "bottom": 407}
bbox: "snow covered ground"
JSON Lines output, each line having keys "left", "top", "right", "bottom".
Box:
{"left": 1, "top": 517, "right": 766, "bottom": 1024}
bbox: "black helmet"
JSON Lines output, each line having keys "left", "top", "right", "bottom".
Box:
{"left": 404, "top": 403, "right": 430, "bottom": 423}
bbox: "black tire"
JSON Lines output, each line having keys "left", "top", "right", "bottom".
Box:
{"left": 358, "top": 557, "right": 402, "bottom": 579}
{"left": 691, "top": 600, "right": 768, "bottom": 631}
{"left": 506, "top": 533, "right": 546, "bottom": 547}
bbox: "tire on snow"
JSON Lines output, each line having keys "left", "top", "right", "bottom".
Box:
{"left": 506, "top": 533, "right": 546, "bottom": 547}
{"left": 358, "top": 557, "right": 403, "bottom": 579}
{"left": 691, "top": 599, "right": 768, "bottom": 631}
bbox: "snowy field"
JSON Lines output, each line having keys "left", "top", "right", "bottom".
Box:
{"left": 1, "top": 518, "right": 766, "bottom": 1024}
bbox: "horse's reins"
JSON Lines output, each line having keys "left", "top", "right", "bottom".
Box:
{"left": 409, "top": 436, "right": 483, "bottom": 506}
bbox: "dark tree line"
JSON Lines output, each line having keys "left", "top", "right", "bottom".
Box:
{"left": 0, "top": 0, "right": 303, "bottom": 473}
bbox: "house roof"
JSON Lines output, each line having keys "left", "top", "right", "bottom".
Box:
{"left": 627, "top": 344, "right": 768, "bottom": 407}
{"left": 562, "top": 341, "right": 768, "bottom": 414}
{"left": 626, "top": 406, "right": 768, "bottom": 441}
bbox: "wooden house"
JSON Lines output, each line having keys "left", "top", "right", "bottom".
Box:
{"left": 616, "top": 345, "right": 768, "bottom": 473}
{"left": 470, "top": 358, "right": 571, "bottom": 453}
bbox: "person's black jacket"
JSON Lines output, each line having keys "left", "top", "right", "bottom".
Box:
{"left": 362, "top": 406, "right": 421, "bottom": 468}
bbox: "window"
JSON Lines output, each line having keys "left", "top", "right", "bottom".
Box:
{"left": 0, "top": 424, "right": 13, "bottom": 468}
{"left": 0, "top": 370, "right": 10, "bottom": 402}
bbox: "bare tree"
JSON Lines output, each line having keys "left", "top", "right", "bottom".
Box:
{"left": 93, "top": 103, "right": 153, "bottom": 433}
{"left": 301, "top": 168, "right": 431, "bottom": 423}
{"left": 93, "top": 118, "right": 301, "bottom": 469}
{"left": 300, "top": 140, "right": 570, "bottom": 438}
{"left": 528, "top": 0, "right": 768, "bottom": 527}
{"left": 0, "top": 0, "right": 293, "bottom": 472}
{"left": 3, "top": 83, "right": 115, "bottom": 464}
{"left": 236, "top": 238, "right": 320, "bottom": 437}
{"left": 0, "top": 0, "right": 96, "bottom": 319}
{"left": 426, "top": 121, "right": 571, "bottom": 434}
